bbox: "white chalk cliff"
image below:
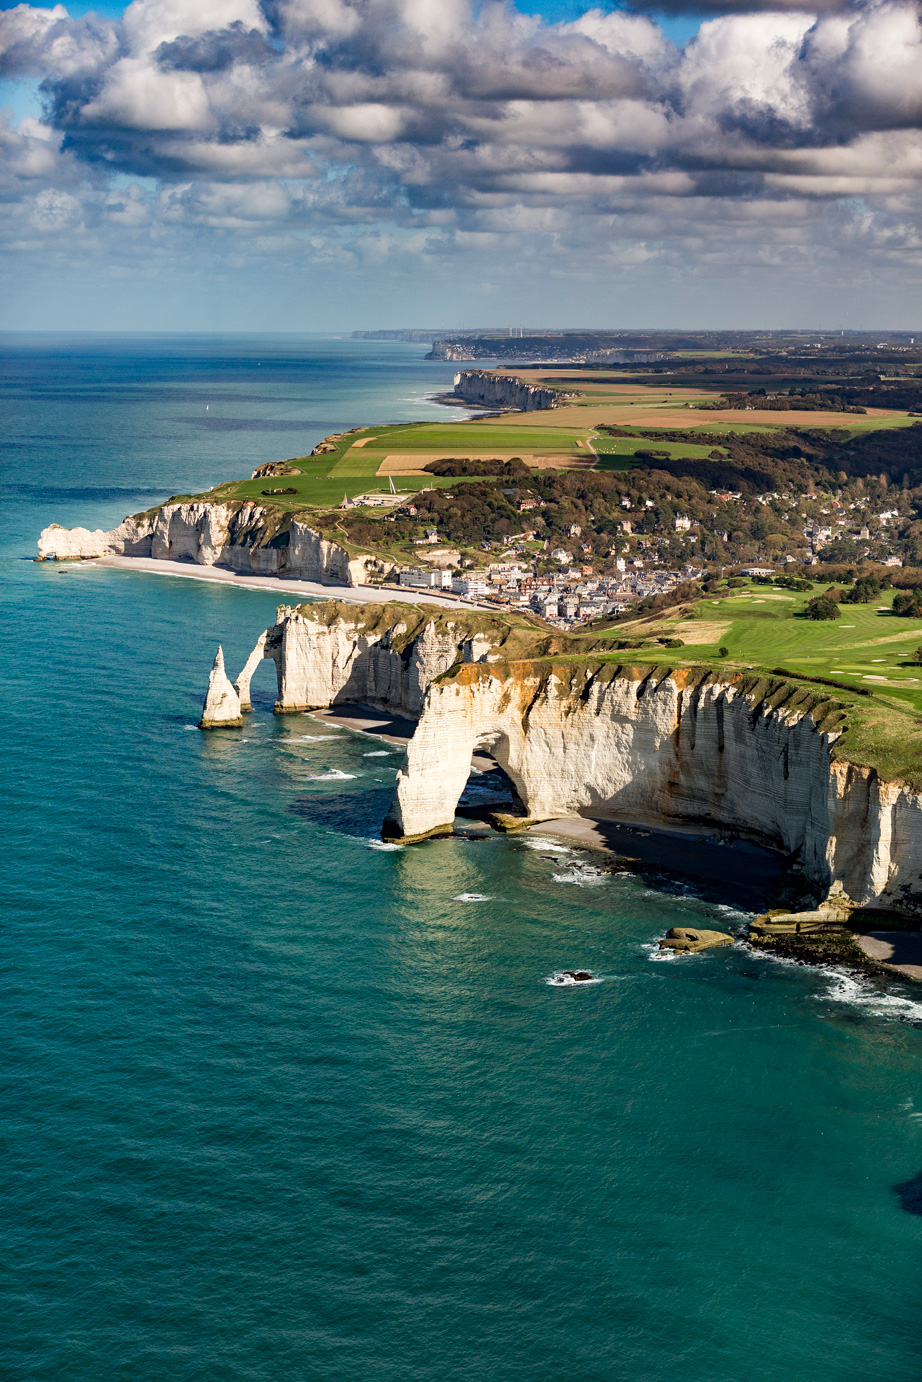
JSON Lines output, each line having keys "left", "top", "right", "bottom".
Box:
{"left": 199, "top": 647, "right": 243, "bottom": 728}
{"left": 211, "top": 602, "right": 922, "bottom": 912}
{"left": 37, "top": 501, "right": 378, "bottom": 585}
{"left": 224, "top": 600, "right": 519, "bottom": 719}
{"left": 451, "top": 370, "right": 577, "bottom": 411}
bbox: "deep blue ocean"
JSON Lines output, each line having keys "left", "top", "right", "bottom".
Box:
{"left": 3, "top": 334, "right": 922, "bottom": 1381}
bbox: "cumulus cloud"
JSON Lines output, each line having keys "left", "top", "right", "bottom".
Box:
{"left": 2, "top": 0, "right": 922, "bottom": 301}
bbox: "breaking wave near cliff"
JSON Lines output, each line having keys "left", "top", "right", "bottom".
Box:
{"left": 820, "top": 972, "right": 922, "bottom": 1025}
{"left": 553, "top": 864, "right": 610, "bottom": 887}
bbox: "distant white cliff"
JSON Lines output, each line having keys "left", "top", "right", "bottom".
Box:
{"left": 451, "top": 370, "right": 577, "bottom": 411}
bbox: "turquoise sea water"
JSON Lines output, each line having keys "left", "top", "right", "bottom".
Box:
{"left": 3, "top": 335, "right": 922, "bottom": 1381}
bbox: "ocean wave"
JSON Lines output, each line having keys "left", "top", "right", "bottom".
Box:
{"left": 820, "top": 971, "right": 922, "bottom": 1024}
{"left": 453, "top": 893, "right": 493, "bottom": 902}
{"left": 366, "top": 839, "right": 404, "bottom": 851}
{"left": 552, "top": 866, "right": 609, "bottom": 886}
{"left": 305, "top": 769, "right": 357, "bottom": 781}
{"left": 713, "top": 902, "right": 754, "bottom": 923}
{"left": 295, "top": 734, "right": 342, "bottom": 741}
{"left": 364, "top": 750, "right": 390, "bottom": 757}
{"left": 744, "top": 944, "right": 922, "bottom": 1025}
{"left": 521, "top": 838, "right": 572, "bottom": 853}
{"left": 642, "top": 941, "right": 684, "bottom": 963}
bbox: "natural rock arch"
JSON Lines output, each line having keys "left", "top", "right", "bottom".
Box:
{"left": 235, "top": 631, "right": 283, "bottom": 712}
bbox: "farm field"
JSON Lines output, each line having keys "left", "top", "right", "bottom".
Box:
{"left": 347, "top": 422, "right": 590, "bottom": 452}
{"left": 208, "top": 440, "right": 467, "bottom": 510}
{"left": 491, "top": 369, "right": 916, "bottom": 433}
{"left": 191, "top": 365, "right": 918, "bottom": 514}
{"left": 204, "top": 418, "right": 596, "bottom": 509}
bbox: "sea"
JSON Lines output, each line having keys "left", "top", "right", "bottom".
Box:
{"left": 3, "top": 334, "right": 922, "bottom": 1382}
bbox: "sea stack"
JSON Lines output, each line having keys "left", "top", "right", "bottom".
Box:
{"left": 199, "top": 646, "right": 243, "bottom": 728}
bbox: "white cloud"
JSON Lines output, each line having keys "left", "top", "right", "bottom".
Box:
{"left": 3, "top": 0, "right": 922, "bottom": 313}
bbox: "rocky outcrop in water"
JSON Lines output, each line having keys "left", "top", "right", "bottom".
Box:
{"left": 451, "top": 371, "right": 577, "bottom": 411}
{"left": 38, "top": 501, "right": 377, "bottom": 585}
{"left": 660, "top": 928, "right": 734, "bottom": 953}
{"left": 199, "top": 647, "right": 244, "bottom": 728}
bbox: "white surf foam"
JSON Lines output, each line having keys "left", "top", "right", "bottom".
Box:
{"left": 553, "top": 866, "right": 609, "bottom": 886}
{"left": 366, "top": 839, "right": 404, "bottom": 851}
{"left": 545, "top": 971, "right": 603, "bottom": 987}
{"left": 743, "top": 944, "right": 922, "bottom": 1024}
{"left": 453, "top": 893, "right": 493, "bottom": 902}
{"left": 295, "top": 734, "right": 342, "bottom": 741}
{"left": 364, "top": 750, "right": 390, "bottom": 757}
{"left": 642, "top": 940, "right": 691, "bottom": 963}
{"left": 820, "top": 970, "right": 922, "bottom": 1023}
{"left": 305, "top": 769, "right": 357, "bottom": 781}
{"left": 521, "top": 838, "right": 572, "bottom": 853}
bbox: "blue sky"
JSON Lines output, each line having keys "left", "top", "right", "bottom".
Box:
{"left": 1, "top": 0, "right": 920, "bottom": 331}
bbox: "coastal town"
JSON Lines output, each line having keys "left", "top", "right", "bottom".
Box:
{"left": 395, "top": 549, "right": 706, "bottom": 626}
{"left": 382, "top": 475, "right": 913, "bottom": 626}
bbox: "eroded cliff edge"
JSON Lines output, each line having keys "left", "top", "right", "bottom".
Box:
{"left": 204, "top": 600, "right": 922, "bottom": 914}
{"left": 37, "top": 500, "right": 380, "bottom": 586}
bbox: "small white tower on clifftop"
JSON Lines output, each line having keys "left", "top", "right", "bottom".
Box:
{"left": 199, "top": 646, "right": 243, "bottom": 729}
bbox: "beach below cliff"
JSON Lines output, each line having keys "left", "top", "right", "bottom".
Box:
{"left": 531, "top": 815, "right": 784, "bottom": 906}
{"left": 78, "top": 554, "right": 486, "bottom": 610}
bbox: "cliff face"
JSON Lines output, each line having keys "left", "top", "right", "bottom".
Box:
{"left": 451, "top": 370, "right": 576, "bottom": 411}
{"left": 382, "top": 658, "right": 922, "bottom": 910}
{"left": 38, "top": 502, "right": 374, "bottom": 585}
{"left": 200, "top": 602, "right": 922, "bottom": 911}
{"left": 230, "top": 601, "right": 520, "bottom": 718}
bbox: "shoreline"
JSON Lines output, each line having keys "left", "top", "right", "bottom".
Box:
{"left": 66, "top": 555, "right": 490, "bottom": 611}
{"left": 530, "top": 814, "right": 784, "bottom": 904}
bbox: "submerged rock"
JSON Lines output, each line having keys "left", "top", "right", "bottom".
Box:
{"left": 659, "top": 927, "right": 734, "bottom": 953}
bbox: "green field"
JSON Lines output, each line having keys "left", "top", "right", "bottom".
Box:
{"left": 351, "top": 422, "right": 589, "bottom": 453}
{"left": 671, "top": 413, "right": 918, "bottom": 437}
{"left": 593, "top": 436, "right": 725, "bottom": 464}
{"left": 188, "top": 384, "right": 920, "bottom": 515}
{"left": 213, "top": 463, "right": 467, "bottom": 510}
{"left": 208, "top": 417, "right": 737, "bottom": 509}
{"left": 199, "top": 418, "right": 597, "bottom": 511}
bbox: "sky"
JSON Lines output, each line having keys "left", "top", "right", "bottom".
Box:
{"left": 1, "top": 0, "right": 921, "bottom": 331}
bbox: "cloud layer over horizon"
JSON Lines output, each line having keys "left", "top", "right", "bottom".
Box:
{"left": 3, "top": 0, "right": 922, "bottom": 326}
